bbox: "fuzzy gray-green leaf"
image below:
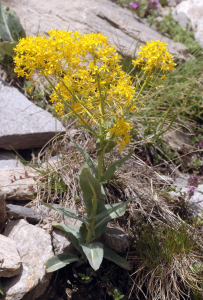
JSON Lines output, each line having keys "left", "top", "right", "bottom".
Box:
{"left": 71, "top": 137, "right": 98, "bottom": 177}
{"left": 80, "top": 242, "right": 104, "bottom": 271}
{"left": 51, "top": 222, "right": 85, "bottom": 254}
{"left": 79, "top": 168, "right": 105, "bottom": 215}
{"left": 0, "top": 3, "right": 26, "bottom": 42}
{"left": 104, "top": 248, "right": 132, "bottom": 270}
{"left": 46, "top": 253, "right": 80, "bottom": 273}
{"left": 40, "top": 202, "right": 92, "bottom": 229}
{"left": 93, "top": 200, "right": 131, "bottom": 231}
{"left": 0, "top": 41, "right": 17, "bottom": 56}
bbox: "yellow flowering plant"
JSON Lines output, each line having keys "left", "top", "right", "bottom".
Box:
{"left": 14, "top": 30, "right": 175, "bottom": 272}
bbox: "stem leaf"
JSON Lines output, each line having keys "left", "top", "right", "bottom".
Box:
{"left": 80, "top": 242, "right": 104, "bottom": 271}
{"left": 46, "top": 253, "right": 80, "bottom": 273}
{"left": 51, "top": 222, "right": 85, "bottom": 254}
{"left": 79, "top": 168, "right": 105, "bottom": 215}
{"left": 101, "top": 149, "right": 134, "bottom": 183}
{"left": 40, "top": 202, "right": 92, "bottom": 229}
{"left": 91, "top": 200, "right": 134, "bottom": 241}
{"left": 104, "top": 247, "right": 132, "bottom": 270}
{"left": 0, "top": 2, "right": 26, "bottom": 42}
{"left": 0, "top": 278, "right": 3, "bottom": 295}
{"left": 71, "top": 137, "right": 98, "bottom": 177}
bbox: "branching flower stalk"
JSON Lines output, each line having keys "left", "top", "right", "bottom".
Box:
{"left": 14, "top": 31, "right": 176, "bottom": 272}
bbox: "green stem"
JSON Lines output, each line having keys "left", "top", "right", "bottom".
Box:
{"left": 61, "top": 80, "right": 99, "bottom": 127}
{"left": 97, "top": 149, "right": 104, "bottom": 182}
{"left": 154, "top": 80, "right": 196, "bottom": 140}
{"left": 122, "top": 71, "right": 151, "bottom": 119}
{"left": 42, "top": 71, "right": 100, "bottom": 137}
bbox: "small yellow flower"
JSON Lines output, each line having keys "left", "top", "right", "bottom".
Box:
{"left": 108, "top": 118, "right": 132, "bottom": 151}
{"left": 132, "top": 40, "right": 176, "bottom": 74}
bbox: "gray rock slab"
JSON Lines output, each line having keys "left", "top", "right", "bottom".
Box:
{"left": 52, "top": 228, "right": 76, "bottom": 255}
{"left": 102, "top": 226, "right": 130, "bottom": 253}
{"left": 0, "top": 234, "right": 21, "bottom": 278}
{"left": 2, "top": 219, "right": 53, "bottom": 300}
{"left": 163, "top": 128, "right": 191, "bottom": 150}
{"left": 173, "top": 0, "right": 203, "bottom": 45}
{"left": 6, "top": 204, "right": 41, "bottom": 224}
{"left": 0, "top": 151, "right": 24, "bottom": 170}
{"left": 0, "top": 167, "right": 38, "bottom": 200}
{"left": 2, "top": 0, "right": 188, "bottom": 59}
{"left": 0, "top": 193, "right": 6, "bottom": 231}
{"left": 0, "top": 79, "right": 66, "bottom": 150}
{"left": 170, "top": 182, "right": 203, "bottom": 216}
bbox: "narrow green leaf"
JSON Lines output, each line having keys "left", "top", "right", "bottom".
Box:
{"left": 40, "top": 202, "right": 92, "bottom": 229}
{"left": 71, "top": 137, "right": 98, "bottom": 177}
{"left": 79, "top": 168, "right": 105, "bottom": 215}
{"left": 93, "top": 200, "right": 132, "bottom": 232}
{"left": 97, "top": 140, "right": 117, "bottom": 155}
{"left": 51, "top": 222, "right": 85, "bottom": 254}
{"left": 91, "top": 220, "right": 108, "bottom": 241}
{"left": 104, "top": 248, "right": 132, "bottom": 270}
{"left": 80, "top": 242, "right": 104, "bottom": 271}
{"left": 46, "top": 253, "right": 80, "bottom": 273}
{"left": 0, "top": 278, "right": 3, "bottom": 295}
{"left": 101, "top": 149, "right": 134, "bottom": 183}
{"left": 0, "top": 3, "right": 26, "bottom": 42}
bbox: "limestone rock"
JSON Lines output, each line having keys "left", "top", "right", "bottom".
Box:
{"left": 0, "top": 167, "right": 38, "bottom": 200}
{"left": 6, "top": 204, "right": 42, "bottom": 224}
{"left": 1, "top": 0, "right": 188, "bottom": 59}
{"left": 52, "top": 228, "right": 76, "bottom": 255}
{"left": 171, "top": 176, "right": 203, "bottom": 216}
{"left": 0, "top": 193, "right": 6, "bottom": 231}
{"left": 102, "top": 226, "right": 130, "bottom": 253}
{"left": 0, "top": 151, "right": 24, "bottom": 170}
{"left": 173, "top": 0, "right": 203, "bottom": 45}
{"left": 0, "top": 79, "right": 65, "bottom": 150}
{"left": 0, "top": 235, "right": 21, "bottom": 277}
{"left": 2, "top": 219, "right": 53, "bottom": 300}
{"left": 163, "top": 128, "right": 191, "bottom": 149}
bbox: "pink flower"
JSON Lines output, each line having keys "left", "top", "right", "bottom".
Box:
{"left": 129, "top": 1, "right": 140, "bottom": 10}
{"left": 148, "top": 0, "right": 159, "bottom": 9}
{"left": 188, "top": 187, "right": 195, "bottom": 198}
{"left": 199, "top": 140, "right": 203, "bottom": 147}
{"left": 188, "top": 175, "right": 198, "bottom": 188}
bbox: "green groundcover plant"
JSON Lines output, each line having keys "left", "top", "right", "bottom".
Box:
{"left": 14, "top": 31, "right": 175, "bottom": 272}
{"left": 0, "top": 2, "right": 26, "bottom": 61}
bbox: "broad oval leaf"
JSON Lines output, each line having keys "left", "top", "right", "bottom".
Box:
{"left": 104, "top": 248, "right": 132, "bottom": 270}
{"left": 46, "top": 253, "right": 80, "bottom": 273}
{"left": 101, "top": 149, "right": 134, "bottom": 183}
{"left": 0, "top": 3, "right": 26, "bottom": 42}
{"left": 71, "top": 137, "right": 98, "bottom": 177}
{"left": 80, "top": 242, "right": 104, "bottom": 271}
{"left": 79, "top": 168, "right": 105, "bottom": 215}
{"left": 0, "top": 41, "right": 17, "bottom": 56}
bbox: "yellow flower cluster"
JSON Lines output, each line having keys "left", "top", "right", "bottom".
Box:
{"left": 14, "top": 33, "right": 176, "bottom": 151}
{"left": 14, "top": 30, "right": 136, "bottom": 150}
{"left": 132, "top": 40, "right": 176, "bottom": 73}
{"left": 108, "top": 118, "right": 132, "bottom": 151}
